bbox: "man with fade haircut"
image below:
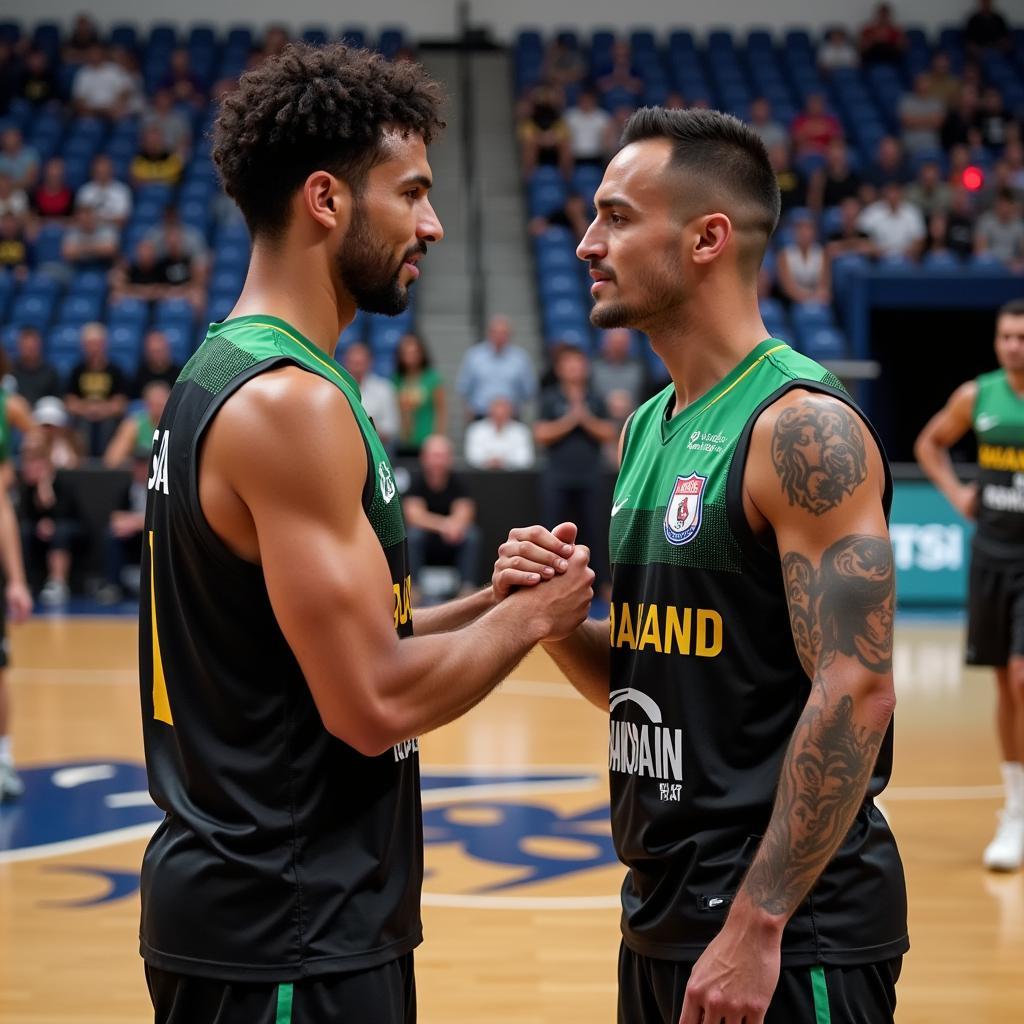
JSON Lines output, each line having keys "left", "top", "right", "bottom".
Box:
{"left": 138, "top": 44, "right": 594, "bottom": 1024}
{"left": 494, "top": 107, "right": 908, "bottom": 1023}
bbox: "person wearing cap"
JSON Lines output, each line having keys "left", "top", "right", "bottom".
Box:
{"left": 34, "top": 397, "right": 84, "bottom": 469}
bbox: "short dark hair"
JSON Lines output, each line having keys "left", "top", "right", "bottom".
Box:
{"left": 213, "top": 44, "right": 445, "bottom": 238}
{"left": 620, "top": 107, "right": 782, "bottom": 246}
{"left": 998, "top": 299, "right": 1024, "bottom": 319}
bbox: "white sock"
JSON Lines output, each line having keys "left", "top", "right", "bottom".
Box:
{"left": 1002, "top": 762, "right": 1024, "bottom": 817}
{"left": 0, "top": 735, "right": 11, "bottom": 767}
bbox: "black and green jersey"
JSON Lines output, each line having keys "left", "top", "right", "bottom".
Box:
{"left": 972, "top": 368, "right": 1024, "bottom": 563}
{"left": 609, "top": 338, "right": 908, "bottom": 967}
{"left": 138, "top": 315, "right": 421, "bottom": 982}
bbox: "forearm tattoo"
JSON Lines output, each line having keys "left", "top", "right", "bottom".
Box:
{"left": 772, "top": 400, "right": 867, "bottom": 516}
{"left": 744, "top": 534, "right": 895, "bottom": 918}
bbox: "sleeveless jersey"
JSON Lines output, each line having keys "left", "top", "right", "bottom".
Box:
{"left": 138, "top": 315, "right": 421, "bottom": 982}
{"left": 972, "top": 368, "right": 1024, "bottom": 563}
{"left": 609, "top": 338, "right": 908, "bottom": 967}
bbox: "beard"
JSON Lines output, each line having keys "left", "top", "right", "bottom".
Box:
{"left": 338, "top": 204, "right": 421, "bottom": 317}
{"left": 589, "top": 249, "right": 684, "bottom": 330}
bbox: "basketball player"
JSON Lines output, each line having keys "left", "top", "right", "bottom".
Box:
{"left": 915, "top": 298, "right": 1024, "bottom": 871}
{"left": 138, "top": 45, "right": 593, "bottom": 1024}
{"left": 0, "top": 388, "right": 35, "bottom": 801}
{"left": 495, "top": 109, "right": 907, "bottom": 1023}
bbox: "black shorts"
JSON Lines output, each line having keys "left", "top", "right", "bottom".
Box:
{"left": 617, "top": 944, "right": 901, "bottom": 1024}
{"left": 145, "top": 954, "right": 416, "bottom": 1024}
{"left": 966, "top": 557, "right": 1024, "bottom": 667}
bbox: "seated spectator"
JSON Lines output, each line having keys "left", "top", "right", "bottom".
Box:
{"left": 947, "top": 143, "right": 989, "bottom": 191}
{"left": 597, "top": 41, "right": 643, "bottom": 97}
{"left": 528, "top": 191, "right": 590, "bottom": 241}
{"left": 591, "top": 328, "right": 645, "bottom": 412}
{"left": 64, "top": 322, "right": 129, "bottom": 456}
{"left": 160, "top": 47, "right": 207, "bottom": 107}
{"left": 12, "top": 327, "right": 61, "bottom": 407}
{"left": 749, "top": 97, "right": 788, "bottom": 151}
{"left": 768, "top": 143, "right": 808, "bottom": 213}
{"left": 544, "top": 38, "right": 587, "bottom": 89}
{"left": 944, "top": 186, "right": 979, "bottom": 259}
{"left": 110, "top": 233, "right": 204, "bottom": 310}
{"left": 899, "top": 73, "right": 946, "bottom": 155}
{"left": 975, "top": 190, "right": 1024, "bottom": 272}
{"left": 0, "top": 211, "right": 30, "bottom": 280}
{"left": 111, "top": 46, "right": 145, "bottom": 116}
{"left": 976, "top": 87, "right": 1015, "bottom": 152}
{"left": 818, "top": 27, "right": 860, "bottom": 72}
{"left": 926, "top": 52, "right": 961, "bottom": 108}
{"left": 809, "top": 139, "right": 862, "bottom": 212}
{"left": 71, "top": 44, "right": 135, "bottom": 120}
{"left": 906, "top": 160, "right": 952, "bottom": 217}
{"left": 104, "top": 381, "right": 171, "bottom": 468}
{"left": 791, "top": 93, "right": 843, "bottom": 156}
{"left": 519, "top": 85, "right": 571, "bottom": 178}
{"left": 142, "top": 88, "right": 192, "bottom": 156}
{"left": 403, "top": 435, "right": 480, "bottom": 598}
{"left": 393, "top": 332, "right": 445, "bottom": 457}
{"left": 33, "top": 396, "right": 83, "bottom": 469}
{"left": 96, "top": 452, "right": 150, "bottom": 604}
{"left": 76, "top": 155, "right": 132, "bottom": 226}
{"left": 18, "top": 49, "right": 58, "bottom": 108}
{"left": 130, "top": 125, "right": 184, "bottom": 187}
{"left": 144, "top": 206, "right": 207, "bottom": 262}
{"left": 825, "top": 196, "right": 873, "bottom": 257}
{"left": 778, "top": 213, "right": 831, "bottom": 305}
{"left": 0, "top": 171, "right": 28, "bottom": 223}
{"left": 343, "top": 342, "right": 399, "bottom": 450}
{"left": 131, "top": 330, "right": 181, "bottom": 399}
{"left": 943, "top": 86, "right": 982, "bottom": 153}
{"left": 464, "top": 395, "right": 535, "bottom": 470}
{"left": 858, "top": 181, "right": 927, "bottom": 259}
{"left": 17, "top": 434, "right": 80, "bottom": 606}
{"left": 31, "top": 158, "right": 73, "bottom": 220}
{"left": 61, "top": 204, "right": 119, "bottom": 269}
{"left": 457, "top": 314, "right": 538, "bottom": 420}
{"left": 859, "top": 2, "right": 907, "bottom": 65}
{"left": 965, "top": 0, "right": 1013, "bottom": 57}
{"left": 565, "top": 90, "right": 612, "bottom": 168}
{"left": 63, "top": 14, "right": 101, "bottom": 64}
{"left": 861, "top": 135, "right": 911, "bottom": 200}
{"left": 0, "top": 128, "right": 39, "bottom": 190}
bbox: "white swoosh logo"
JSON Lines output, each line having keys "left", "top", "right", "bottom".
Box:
{"left": 611, "top": 497, "right": 629, "bottom": 516}
{"left": 977, "top": 415, "right": 999, "bottom": 430}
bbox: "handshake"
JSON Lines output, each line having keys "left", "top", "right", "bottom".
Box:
{"left": 490, "top": 521, "right": 596, "bottom": 642}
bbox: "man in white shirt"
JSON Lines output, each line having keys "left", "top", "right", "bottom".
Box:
{"left": 72, "top": 44, "right": 134, "bottom": 119}
{"left": 565, "top": 90, "right": 612, "bottom": 168}
{"left": 464, "top": 395, "right": 535, "bottom": 469}
{"left": 343, "top": 342, "right": 400, "bottom": 450}
{"left": 76, "top": 155, "right": 132, "bottom": 226}
{"left": 858, "top": 181, "right": 927, "bottom": 259}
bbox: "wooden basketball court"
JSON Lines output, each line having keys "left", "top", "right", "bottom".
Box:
{"left": 1, "top": 614, "right": 1021, "bottom": 1023}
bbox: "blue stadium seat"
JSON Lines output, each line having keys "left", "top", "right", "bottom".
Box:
{"left": 538, "top": 271, "right": 583, "bottom": 300}
{"left": 791, "top": 302, "right": 835, "bottom": 332}
{"left": 154, "top": 297, "right": 196, "bottom": 326}
{"left": 68, "top": 270, "right": 108, "bottom": 296}
{"left": 545, "top": 325, "right": 592, "bottom": 349}
{"left": 922, "top": 250, "right": 963, "bottom": 272}
{"left": 158, "top": 322, "right": 195, "bottom": 362}
{"left": 32, "top": 224, "right": 65, "bottom": 266}
{"left": 377, "top": 28, "right": 404, "bottom": 58}
{"left": 108, "top": 298, "right": 150, "bottom": 328}
{"left": 108, "top": 323, "right": 143, "bottom": 358}
{"left": 1, "top": 324, "right": 20, "bottom": 358}
{"left": 340, "top": 28, "right": 367, "bottom": 49}
{"left": 10, "top": 295, "right": 53, "bottom": 330}
{"left": 797, "top": 326, "right": 848, "bottom": 361}
{"left": 302, "top": 26, "right": 330, "bottom": 46}
{"left": 758, "top": 297, "right": 785, "bottom": 323}
{"left": 206, "top": 292, "right": 238, "bottom": 324}
{"left": 109, "top": 24, "right": 138, "bottom": 49}
{"left": 47, "top": 324, "right": 83, "bottom": 358}
{"left": 58, "top": 293, "right": 105, "bottom": 325}
{"left": 536, "top": 245, "right": 579, "bottom": 274}
{"left": 528, "top": 180, "right": 569, "bottom": 218}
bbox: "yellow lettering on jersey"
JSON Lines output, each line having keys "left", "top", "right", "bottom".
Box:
{"left": 664, "top": 606, "right": 691, "bottom": 655}
{"left": 609, "top": 601, "right": 722, "bottom": 659}
{"left": 979, "top": 444, "right": 1024, "bottom": 472}
{"left": 616, "top": 602, "right": 636, "bottom": 649}
{"left": 638, "top": 603, "right": 662, "bottom": 652}
{"left": 148, "top": 531, "right": 173, "bottom": 725}
{"left": 393, "top": 574, "right": 413, "bottom": 629}
{"left": 696, "top": 609, "right": 723, "bottom": 658}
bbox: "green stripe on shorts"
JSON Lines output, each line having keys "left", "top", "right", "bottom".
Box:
{"left": 810, "top": 966, "right": 831, "bottom": 1024}
{"left": 275, "top": 982, "right": 294, "bottom": 1024}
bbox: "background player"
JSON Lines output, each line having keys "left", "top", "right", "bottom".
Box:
{"left": 915, "top": 298, "right": 1024, "bottom": 872}
{"left": 496, "top": 108, "right": 907, "bottom": 1023}
{"left": 139, "top": 45, "right": 594, "bottom": 1024}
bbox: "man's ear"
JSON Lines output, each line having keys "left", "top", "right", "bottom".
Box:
{"left": 692, "top": 212, "right": 732, "bottom": 265}
{"left": 301, "top": 171, "right": 352, "bottom": 233}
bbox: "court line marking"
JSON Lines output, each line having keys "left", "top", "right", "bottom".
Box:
{"left": 0, "top": 824, "right": 158, "bottom": 864}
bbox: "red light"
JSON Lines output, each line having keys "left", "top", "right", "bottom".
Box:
{"left": 963, "top": 166, "right": 984, "bottom": 191}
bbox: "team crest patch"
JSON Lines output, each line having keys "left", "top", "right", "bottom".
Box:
{"left": 663, "top": 473, "right": 707, "bottom": 546}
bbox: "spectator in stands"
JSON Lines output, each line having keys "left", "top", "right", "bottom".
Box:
{"left": 858, "top": 180, "right": 927, "bottom": 260}
{"left": 34, "top": 396, "right": 83, "bottom": 468}
{"left": 76, "top": 154, "right": 132, "bottom": 227}
{"left": 768, "top": 143, "right": 807, "bottom": 214}
{"left": 18, "top": 49, "right": 58, "bottom": 108}
{"left": 565, "top": 89, "right": 612, "bottom": 168}
{"left": 964, "top": 0, "right": 1013, "bottom": 57}
{"left": 808, "top": 139, "right": 862, "bottom": 212}
{"left": 64, "top": 322, "right": 129, "bottom": 456}
{"left": 142, "top": 88, "right": 193, "bottom": 156}
{"left": 859, "top": 2, "right": 907, "bottom": 65}
{"left": 778, "top": 212, "right": 831, "bottom": 306}
{"left": 105, "top": 381, "right": 171, "bottom": 468}
{"left": 31, "top": 158, "right": 73, "bottom": 220}
{"left": 0, "top": 211, "right": 29, "bottom": 280}
{"left": 144, "top": 206, "right": 207, "bottom": 263}
{"left": 519, "top": 85, "right": 571, "bottom": 178}
{"left": 131, "top": 330, "right": 181, "bottom": 399}
{"left": 457, "top": 314, "right": 538, "bottom": 420}
{"left": 0, "top": 128, "right": 38, "bottom": 191}
{"left": 260, "top": 25, "right": 291, "bottom": 61}
{"left": 130, "top": 124, "right": 184, "bottom": 187}
{"left": 464, "top": 395, "right": 535, "bottom": 470}
{"left": 597, "top": 41, "right": 643, "bottom": 98}
{"left": 975, "top": 190, "right": 1024, "bottom": 272}
{"left": 976, "top": 86, "right": 1015, "bottom": 152}
{"left": 12, "top": 327, "right": 60, "bottom": 407}
{"left": 528, "top": 191, "right": 590, "bottom": 241}
{"left": 791, "top": 93, "right": 843, "bottom": 156}
{"left": 160, "top": 48, "right": 207, "bottom": 107}
{"left": 907, "top": 159, "right": 953, "bottom": 217}
{"left": 941, "top": 85, "right": 980, "bottom": 151}
{"left": 72, "top": 44, "right": 135, "bottom": 120}
{"left": 63, "top": 14, "right": 101, "bottom": 64}
{"left": 62, "top": 203, "right": 118, "bottom": 270}
{"left": 109, "top": 235, "right": 201, "bottom": 309}
{"left": 749, "top": 97, "right": 787, "bottom": 151}
{"left": 17, "top": 433, "right": 79, "bottom": 607}
{"left": 96, "top": 452, "right": 150, "bottom": 604}
{"left": 343, "top": 342, "right": 399, "bottom": 450}
{"left": 403, "top": 435, "right": 480, "bottom": 598}
{"left": 926, "top": 52, "right": 961, "bottom": 108}
{"left": 393, "top": 332, "right": 445, "bottom": 458}
{"left": 862, "top": 135, "right": 911, "bottom": 199}
{"left": 112, "top": 45, "right": 145, "bottom": 116}
{"left": 899, "top": 72, "right": 947, "bottom": 155}
{"left": 818, "top": 27, "right": 860, "bottom": 72}
{"left": 825, "top": 196, "right": 873, "bottom": 257}
{"left": 591, "top": 328, "right": 645, "bottom": 412}
{"left": 544, "top": 38, "right": 587, "bottom": 89}
{"left": 0, "top": 171, "right": 28, "bottom": 224}
{"left": 944, "top": 185, "right": 980, "bottom": 259}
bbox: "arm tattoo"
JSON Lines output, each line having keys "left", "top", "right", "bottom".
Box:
{"left": 772, "top": 400, "right": 868, "bottom": 516}
{"left": 744, "top": 534, "right": 895, "bottom": 917}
